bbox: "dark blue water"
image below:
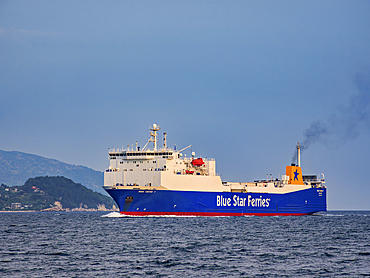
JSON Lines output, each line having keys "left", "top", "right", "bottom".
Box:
{"left": 1, "top": 211, "right": 369, "bottom": 277}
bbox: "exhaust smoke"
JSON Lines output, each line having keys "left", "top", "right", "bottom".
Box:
{"left": 292, "top": 68, "right": 370, "bottom": 164}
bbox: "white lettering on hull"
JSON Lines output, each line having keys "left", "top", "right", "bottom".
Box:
{"left": 216, "top": 195, "right": 271, "bottom": 207}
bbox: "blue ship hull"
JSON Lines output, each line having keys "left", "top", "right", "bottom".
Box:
{"left": 105, "top": 187, "right": 327, "bottom": 216}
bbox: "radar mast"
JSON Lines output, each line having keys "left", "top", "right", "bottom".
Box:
{"left": 149, "top": 123, "right": 161, "bottom": 150}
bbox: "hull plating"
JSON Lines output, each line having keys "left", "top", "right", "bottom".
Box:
{"left": 105, "top": 187, "right": 327, "bottom": 216}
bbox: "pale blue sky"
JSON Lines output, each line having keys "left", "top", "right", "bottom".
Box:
{"left": 1, "top": 1, "right": 370, "bottom": 209}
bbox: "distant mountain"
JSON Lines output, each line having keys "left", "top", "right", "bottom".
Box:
{"left": 0, "top": 176, "right": 116, "bottom": 211}
{"left": 0, "top": 150, "right": 106, "bottom": 195}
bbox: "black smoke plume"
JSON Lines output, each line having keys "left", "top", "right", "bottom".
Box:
{"left": 292, "top": 68, "right": 370, "bottom": 163}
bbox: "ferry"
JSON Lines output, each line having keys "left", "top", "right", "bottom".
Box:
{"left": 103, "top": 124, "right": 327, "bottom": 216}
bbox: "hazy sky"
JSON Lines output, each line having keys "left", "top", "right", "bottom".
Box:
{"left": 1, "top": 1, "right": 370, "bottom": 209}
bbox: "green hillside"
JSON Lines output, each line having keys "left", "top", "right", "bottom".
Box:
{"left": 0, "top": 150, "right": 105, "bottom": 195}
{"left": 0, "top": 176, "right": 115, "bottom": 211}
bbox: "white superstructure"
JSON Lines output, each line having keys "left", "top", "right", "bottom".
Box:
{"left": 104, "top": 124, "right": 222, "bottom": 192}
{"left": 104, "top": 124, "right": 325, "bottom": 194}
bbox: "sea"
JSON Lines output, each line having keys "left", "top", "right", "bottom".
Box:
{"left": 1, "top": 211, "right": 369, "bottom": 277}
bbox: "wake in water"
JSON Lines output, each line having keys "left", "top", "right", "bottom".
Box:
{"left": 320, "top": 213, "right": 345, "bottom": 217}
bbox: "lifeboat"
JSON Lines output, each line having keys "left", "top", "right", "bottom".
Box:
{"left": 192, "top": 158, "right": 204, "bottom": 166}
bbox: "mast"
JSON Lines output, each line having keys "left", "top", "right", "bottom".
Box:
{"left": 163, "top": 132, "right": 167, "bottom": 150}
{"left": 150, "top": 123, "right": 161, "bottom": 151}
{"left": 297, "top": 141, "right": 301, "bottom": 167}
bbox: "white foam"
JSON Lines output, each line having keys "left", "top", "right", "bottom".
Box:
{"left": 100, "top": 212, "right": 198, "bottom": 218}
{"left": 101, "top": 212, "right": 124, "bottom": 218}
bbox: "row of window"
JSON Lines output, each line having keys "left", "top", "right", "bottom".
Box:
{"left": 109, "top": 152, "right": 173, "bottom": 157}
{"left": 120, "top": 161, "right": 157, "bottom": 164}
